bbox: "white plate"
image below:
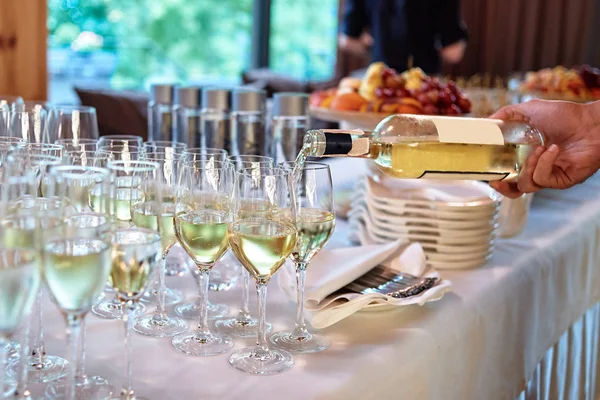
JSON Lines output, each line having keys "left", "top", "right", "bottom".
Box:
{"left": 365, "top": 176, "right": 501, "bottom": 210}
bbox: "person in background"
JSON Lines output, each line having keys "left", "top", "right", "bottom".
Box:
{"left": 338, "top": 0, "right": 468, "bottom": 75}
{"left": 490, "top": 99, "right": 600, "bottom": 198}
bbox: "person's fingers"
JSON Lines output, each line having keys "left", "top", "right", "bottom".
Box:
{"left": 516, "top": 146, "right": 545, "bottom": 194}
{"left": 489, "top": 102, "right": 538, "bottom": 123}
{"left": 532, "top": 144, "right": 561, "bottom": 187}
{"left": 489, "top": 181, "right": 523, "bottom": 198}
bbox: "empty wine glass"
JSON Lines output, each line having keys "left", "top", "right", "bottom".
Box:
{"left": 97, "top": 135, "right": 143, "bottom": 148}
{"left": 131, "top": 151, "right": 188, "bottom": 337}
{"left": 65, "top": 150, "right": 113, "bottom": 169}
{"left": 9, "top": 106, "right": 49, "bottom": 144}
{"left": 143, "top": 140, "right": 187, "bottom": 154}
{"left": 228, "top": 166, "right": 297, "bottom": 375}
{"left": 98, "top": 145, "right": 146, "bottom": 162}
{"left": 43, "top": 165, "right": 114, "bottom": 400}
{"left": 46, "top": 106, "right": 99, "bottom": 143}
{"left": 270, "top": 162, "right": 335, "bottom": 353}
{"left": 171, "top": 160, "right": 233, "bottom": 356}
{"left": 182, "top": 147, "right": 228, "bottom": 163}
{"left": 56, "top": 138, "right": 98, "bottom": 154}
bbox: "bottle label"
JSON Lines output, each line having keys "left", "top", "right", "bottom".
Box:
{"left": 432, "top": 117, "right": 505, "bottom": 145}
{"left": 419, "top": 171, "right": 510, "bottom": 181}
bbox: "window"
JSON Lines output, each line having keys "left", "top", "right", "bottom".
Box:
{"left": 48, "top": 0, "right": 338, "bottom": 103}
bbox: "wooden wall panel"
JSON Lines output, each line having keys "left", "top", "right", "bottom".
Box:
{"left": 0, "top": 0, "right": 47, "bottom": 100}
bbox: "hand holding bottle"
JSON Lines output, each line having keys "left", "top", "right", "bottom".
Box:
{"left": 489, "top": 100, "right": 600, "bottom": 198}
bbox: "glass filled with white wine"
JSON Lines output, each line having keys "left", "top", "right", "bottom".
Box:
{"left": 171, "top": 160, "right": 234, "bottom": 356}
{"left": 228, "top": 166, "right": 298, "bottom": 375}
{"left": 109, "top": 228, "right": 162, "bottom": 400}
{"left": 0, "top": 248, "right": 40, "bottom": 398}
{"left": 270, "top": 162, "right": 335, "bottom": 353}
{"left": 215, "top": 155, "right": 274, "bottom": 338}
{"left": 1, "top": 156, "right": 69, "bottom": 385}
{"left": 42, "top": 165, "right": 114, "bottom": 400}
{"left": 131, "top": 151, "right": 188, "bottom": 337}
{"left": 91, "top": 160, "right": 159, "bottom": 320}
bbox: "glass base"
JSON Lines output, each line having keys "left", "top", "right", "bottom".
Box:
{"left": 209, "top": 258, "right": 241, "bottom": 291}
{"left": 133, "top": 314, "right": 188, "bottom": 337}
{"left": 140, "top": 288, "right": 184, "bottom": 307}
{"left": 270, "top": 331, "right": 331, "bottom": 354}
{"left": 164, "top": 259, "right": 187, "bottom": 277}
{"left": 45, "top": 375, "right": 114, "bottom": 400}
{"left": 17, "top": 355, "right": 69, "bottom": 383}
{"left": 174, "top": 300, "right": 229, "bottom": 320}
{"left": 214, "top": 317, "right": 272, "bottom": 339}
{"left": 228, "top": 346, "right": 294, "bottom": 375}
{"left": 171, "top": 331, "right": 232, "bottom": 357}
{"left": 92, "top": 300, "right": 146, "bottom": 320}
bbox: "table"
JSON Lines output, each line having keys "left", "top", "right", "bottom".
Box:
{"left": 33, "top": 159, "right": 600, "bottom": 400}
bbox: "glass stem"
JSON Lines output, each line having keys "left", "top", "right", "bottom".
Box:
{"left": 291, "top": 263, "right": 309, "bottom": 339}
{"left": 76, "top": 317, "right": 87, "bottom": 382}
{"left": 256, "top": 282, "right": 268, "bottom": 352}
{"left": 15, "top": 316, "right": 30, "bottom": 398}
{"left": 30, "top": 290, "right": 45, "bottom": 367}
{"left": 65, "top": 315, "right": 82, "bottom": 400}
{"left": 154, "top": 255, "right": 168, "bottom": 319}
{"left": 0, "top": 337, "right": 7, "bottom": 398}
{"left": 237, "top": 270, "right": 251, "bottom": 321}
{"left": 123, "top": 302, "right": 135, "bottom": 398}
{"left": 196, "top": 268, "right": 211, "bottom": 336}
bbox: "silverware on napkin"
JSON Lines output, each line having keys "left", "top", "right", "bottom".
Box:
{"left": 339, "top": 265, "right": 438, "bottom": 299}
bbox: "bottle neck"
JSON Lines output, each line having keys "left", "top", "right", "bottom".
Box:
{"left": 303, "top": 129, "right": 371, "bottom": 157}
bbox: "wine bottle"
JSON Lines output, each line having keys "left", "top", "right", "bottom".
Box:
{"left": 301, "top": 114, "right": 544, "bottom": 181}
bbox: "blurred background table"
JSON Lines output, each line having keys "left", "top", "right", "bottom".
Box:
{"left": 33, "top": 158, "right": 600, "bottom": 400}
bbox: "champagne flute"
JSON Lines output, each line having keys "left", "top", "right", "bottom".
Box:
{"left": 171, "top": 160, "right": 233, "bottom": 356}
{"left": 228, "top": 166, "right": 297, "bottom": 375}
{"left": 46, "top": 106, "right": 99, "bottom": 142}
{"left": 0, "top": 248, "right": 40, "bottom": 398}
{"left": 270, "top": 162, "right": 335, "bottom": 353}
{"left": 42, "top": 165, "right": 114, "bottom": 400}
{"left": 215, "top": 155, "right": 274, "bottom": 338}
{"left": 97, "top": 135, "right": 143, "bottom": 148}
{"left": 131, "top": 151, "right": 188, "bottom": 337}
{"left": 109, "top": 228, "right": 162, "bottom": 400}
{"left": 56, "top": 138, "right": 99, "bottom": 154}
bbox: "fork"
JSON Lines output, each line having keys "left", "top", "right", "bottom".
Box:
{"left": 341, "top": 265, "right": 438, "bottom": 299}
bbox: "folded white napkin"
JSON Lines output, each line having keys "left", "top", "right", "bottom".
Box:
{"left": 277, "top": 240, "right": 453, "bottom": 329}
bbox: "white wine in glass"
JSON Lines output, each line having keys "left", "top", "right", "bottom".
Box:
{"left": 228, "top": 166, "right": 297, "bottom": 375}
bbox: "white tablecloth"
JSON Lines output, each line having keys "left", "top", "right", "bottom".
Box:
{"left": 32, "top": 159, "right": 600, "bottom": 400}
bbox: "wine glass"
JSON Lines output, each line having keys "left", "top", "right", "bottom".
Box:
{"left": 56, "top": 138, "right": 98, "bottom": 154}
{"left": 143, "top": 140, "right": 187, "bottom": 154}
{"left": 228, "top": 166, "right": 297, "bottom": 375}
{"left": 15, "top": 143, "right": 64, "bottom": 159}
{"left": 109, "top": 228, "right": 162, "bottom": 400}
{"left": 97, "top": 135, "right": 143, "bottom": 148}
{"left": 131, "top": 151, "right": 188, "bottom": 337}
{"left": 215, "top": 155, "right": 274, "bottom": 338}
{"left": 91, "top": 160, "right": 156, "bottom": 320}
{"left": 9, "top": 105, "right": 49, "bottom": 143}
{"left": 0, "top": 248, "right": 40, "bottom": 398}
{"left": 42, "top": 165, "right": 114, "bottom": 400}
{"left": 171, "top": 160, "right": 233, "bottom": 356}
{"left": 270, "top": 162, "right": 335, "bottom": 353}
{"left": 2, "top": 153, "right": 69, "bottom": 384}
{"left": 46, "top": 106, "right": 99, "bottom": 143}
{"left": 65, "top": 150, "right": 113, "bottom": 169}
{"left": 98, "top": 145, "right": 146, "bottom": 162}
{"left": 182, "top": 147, "right": 228, "bottom": 163}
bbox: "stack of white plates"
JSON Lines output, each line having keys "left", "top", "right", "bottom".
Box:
{"left": 348, "top": 176, "right": 502, "bottom": 270}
